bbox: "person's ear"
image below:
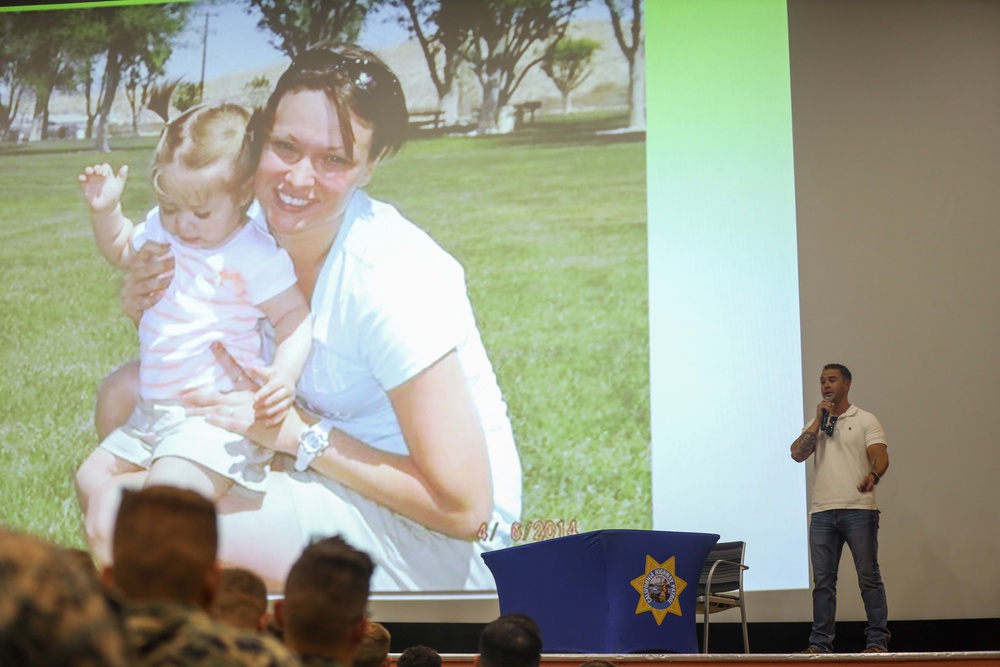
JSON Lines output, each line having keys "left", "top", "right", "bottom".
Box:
{"left": 202, "top": 561, "right": 221, "bottom": 611}
{"left": 273, "top": 599, "right": 285, "bottom": 630}
{"left": 100, "top": 564, "right": 115, "bottom": 587}
{"left": 350, "top": 615, "right": 369, "bottom": 646}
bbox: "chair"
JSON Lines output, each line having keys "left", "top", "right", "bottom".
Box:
{"left": 696, "top": 540, "right": 749, "bottom": 653}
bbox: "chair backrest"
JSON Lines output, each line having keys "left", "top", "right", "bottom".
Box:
{"left": 698, "top": 541, "right": 746, "bottom": 595}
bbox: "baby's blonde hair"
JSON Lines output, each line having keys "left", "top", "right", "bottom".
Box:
{"left": 151, "top": 103, "right": 255, "bottom": 211}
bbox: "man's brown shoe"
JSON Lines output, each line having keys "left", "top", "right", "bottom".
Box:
{"left": 862, "top": 646, "right": 888, "bottom": 653}
{"left": 799, "top": 647, "right": 826, "bottom": 654}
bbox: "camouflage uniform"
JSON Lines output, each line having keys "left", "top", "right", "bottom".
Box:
{"left": 298, "top": 655, "right": 347, "bottom": 667}
{"left": 124, "top": 600, "right": 301, "bottom": 666}
{"left": 0, "top": 528, "right": 129, "bottom": 666}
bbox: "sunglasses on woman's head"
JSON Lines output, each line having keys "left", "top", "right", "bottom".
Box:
{"left": 290, "top": 49, "right": 401, "bottom": 99}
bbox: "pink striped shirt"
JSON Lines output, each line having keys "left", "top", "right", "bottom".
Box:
{"left": 132, "top": 208, "right": 297, "bottom": 402}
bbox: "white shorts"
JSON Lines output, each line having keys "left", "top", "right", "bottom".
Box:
{"left": 271, "top": 456, "right": 496, "bottom": 592}
{"left": 99, "top": 402, "right": 272, "bottom": 493}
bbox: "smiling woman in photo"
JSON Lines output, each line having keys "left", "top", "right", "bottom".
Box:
{"left": 76, "top": 43, "right": 523, "bottom": 592}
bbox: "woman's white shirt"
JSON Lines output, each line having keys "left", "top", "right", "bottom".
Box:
{"left": 248, "top": 192, "right": 522, "bottom": 531}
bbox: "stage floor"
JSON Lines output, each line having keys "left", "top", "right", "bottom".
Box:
{"left": 425, "top": 652, "right": 1000, "bottom": 667}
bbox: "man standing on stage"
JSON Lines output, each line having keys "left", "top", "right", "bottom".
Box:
{"left": 790, "top": 363, "right": 891, "bottom": 654}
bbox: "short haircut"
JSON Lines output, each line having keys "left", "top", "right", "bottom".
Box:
{"left": 283, "top": 535, "right": 374, "bottom": 650}
{"left": 353, "top": 620, "right": 391, "bottom": 667}
{"left": 397, "top": 645, "right": 442, "bottom": 667}
{"left": 478, "top": 613, "right": 543, "bottom": 667}
{"left": 822, "top": 363, "right": 852, "bottom": 382}
{"left": 0, "top": 528, "right": 128, "bottom": 666}
{"left": 579, "top": 661, "right": 617, "bottom": 667}
{"left": 213, "top": 567, "right": 268, "bottom": 632}
{"left": 111, "top": 486, "right": 218, "bottom": 603}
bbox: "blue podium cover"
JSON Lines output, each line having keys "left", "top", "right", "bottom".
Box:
{"left": 482, "top": 529, "right": 720, "bottom": 654}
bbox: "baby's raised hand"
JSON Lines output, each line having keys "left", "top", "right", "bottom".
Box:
{"left": 78, "top": 163, "right": 129, "bottom": 215}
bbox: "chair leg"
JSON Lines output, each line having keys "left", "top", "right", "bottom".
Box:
{"left": 740, "top": 601, "right": 749, "bottom": 654}
{"left": 702, "top": 604, "right": 710, "bottom": 653}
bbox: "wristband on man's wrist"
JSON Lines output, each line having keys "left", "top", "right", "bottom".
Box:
{"left": 870, "top": 471, "right": 880, "bottom": 485}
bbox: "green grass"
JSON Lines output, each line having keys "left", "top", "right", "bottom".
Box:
{"left": 0, "top": 112, "right": 650, "bottom": 547}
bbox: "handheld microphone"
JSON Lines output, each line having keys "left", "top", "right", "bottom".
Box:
{"left": 821, "top": 395, "right": 836, "bottom": 436}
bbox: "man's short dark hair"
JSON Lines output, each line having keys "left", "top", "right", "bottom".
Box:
{"left": 397, "top": 645, "right": 442, "bottom": 667}
{"left": 478, "top": 613, "right": 542, "bottom": 667}
{"left": 354, "top": 621, "right": 391, "bottom": 667}
{"left": 213, "top": 567, "right": 268, "bottom": 632}
{"left": 823, "top": 363, "right": 852, "bottom": 382}
{"left": 283, "top": 535, "right": 374, "bottom": 650}
{"left": 111, "top": 486, "right": 218, "bottom": 603}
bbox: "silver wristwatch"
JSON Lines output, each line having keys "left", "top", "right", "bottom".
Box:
{"left": 294, "top": 419, "right": 334, "bottom": 472}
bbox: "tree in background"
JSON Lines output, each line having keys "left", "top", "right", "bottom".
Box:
{"left": 541, "top": 36, "right": 599, "bottom": 115}
{"left": 249, "top": 0, "right": 380, "bottom": 58}
{"left": 173, "top": 82, "right": 202, "bottom": 113}
{"left": 393, "top": 0, "right": 467, "bottom": 126}
{"left": 460, "top": 0, "right": 583, "bottom": 134}
{"left": 244, "top": 74, "right": 272, "bottom": 108}
{"left": 5, "top": 10, "right": 95, "bottom": 141}
{"left": 603, "top": 0, "right": 643, "bottom": 130}
{"left": 0, "top": 14, "right": 28, "bottom": 138}
{"left": 90, "top": 3, "right": 188, "bottom": 152}
{"left": 124, "top": 42, "right": 172, "bottom": 135}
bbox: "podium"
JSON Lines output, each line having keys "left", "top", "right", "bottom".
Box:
{"left": 481, "top": 529, "right": 720, "bottom": 654}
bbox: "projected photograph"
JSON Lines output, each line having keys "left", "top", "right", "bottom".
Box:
{"left": 0, "top": 0, "right": 648, "bottom": 593}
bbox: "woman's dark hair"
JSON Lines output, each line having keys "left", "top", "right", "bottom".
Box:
{"left": 250, "top": 42, "right": 408, "bottom": 164}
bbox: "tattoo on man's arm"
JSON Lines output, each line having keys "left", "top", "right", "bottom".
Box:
{"left": 792, "top": 431, "right": 817, "bottom": 459}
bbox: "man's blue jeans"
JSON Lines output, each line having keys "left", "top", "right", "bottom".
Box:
{"left": 808, "top": 509, "right": 890, "bottom": 651}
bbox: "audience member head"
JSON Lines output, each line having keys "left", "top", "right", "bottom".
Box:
{"left": 0, "top": 527, "right": 129, "bottom": 666}
{"left": 476, "top": 613, "right": 543, "bottom": 667}
{"left": 277, "top": 535, "right": 374, "bottom": 661}
{"left": 398, "top": 645, "right": 442, "bottom": 667}
{"left": 579, "top": 661, "right": 617, "bottom": 667}
{"left": 354, "top": 620, "right": 391, "bottom": 667}
{"left": 212, "top": 567, "right": 269, "bottom": 632}
{"left": 107, "top": 486, "right": 218, "bottom": 609}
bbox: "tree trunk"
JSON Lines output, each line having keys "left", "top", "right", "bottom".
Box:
{"left": 28, "top": 91, "right": 51, "bottom": 141}
{"left": 439, "top": 86, "right": 460, "bottom": 127}
{"left": 95, "top": 51, "right": 123, "bottom": 153}
{"left": 627, "top": 40, "right": 645, "bottom": 130}
{"left": 478, "top": 68, "right": 503, "bottom": 134}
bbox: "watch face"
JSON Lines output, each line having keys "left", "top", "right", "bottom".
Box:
{"left": 301, "top": 428, "right": 327, "bottom": 454}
